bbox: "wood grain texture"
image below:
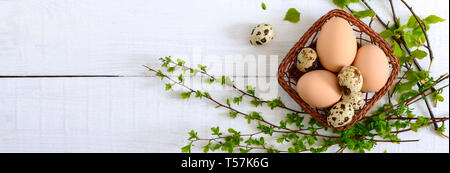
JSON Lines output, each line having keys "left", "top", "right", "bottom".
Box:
{"left": 0, "top": 0, "right": 448, "bottom": 152}
{"left": 0, "top": 77, "right": 447, "bottom": 152}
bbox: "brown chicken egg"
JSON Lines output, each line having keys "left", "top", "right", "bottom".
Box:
{"left": 352, "top": 44, "right": 390, "bottom": 92}
{"left": 316, "top": 17, "right": 357, "bottom": 72}
{"left": 296, "top": 70, "right": 342, "bottom": 108}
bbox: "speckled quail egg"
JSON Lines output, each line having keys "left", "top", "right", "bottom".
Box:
{"left": 327, "top": 101, "right": 355, "bottom": 128}
{"left": 296, "top": 48, "right": 320, "bottom": 72}
{"left": 342, "top": 91, "right": 364, "bottom": 109}
{"left": 337, "top": 66, "right": 363, "bottom": 96}
{"left": 250, "top": 23, "right": 274, "bottom": 46}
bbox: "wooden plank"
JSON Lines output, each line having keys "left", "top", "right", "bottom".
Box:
{"left": 0, "top": 77, "right": 448, "bottom": 152}
{"left": 0, "top": 0, "right": 448, "bottom": 153}
{"left": 0, "top": 0, "right": 446, "bottom": 76}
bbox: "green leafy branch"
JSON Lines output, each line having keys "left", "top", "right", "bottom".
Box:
{"left": 166, "top": 0, "right": 450, "bottom": 153}
{"left": 177, "top": 0, "right": 450, "bottom": 153}
{"left": 158, "top": 57, "right": 306, "bottom": 114}
{"left": 144, "top": 57, "right": 448, "bottom": 153}
{"left": 336, "top": 0, "right": 448, "bottom": 135}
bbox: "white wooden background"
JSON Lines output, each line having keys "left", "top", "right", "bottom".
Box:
{"left": 0, "top": 0, "right": 448, "bottom": 153}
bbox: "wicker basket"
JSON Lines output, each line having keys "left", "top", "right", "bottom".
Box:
{"left": 277, "top": 9, "right": 400, "bottom": 130}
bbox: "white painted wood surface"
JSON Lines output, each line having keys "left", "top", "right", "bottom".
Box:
{"left": 0, "top": 0, "right": 448, "bottom": 152}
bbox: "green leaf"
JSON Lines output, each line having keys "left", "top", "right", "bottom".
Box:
{"left": 403, "top": 31, "right": 415, "bottom": 47}
{"left": 246, "top": 85, "right": 256, "bottom": 96}
{"left": 279, "top": 120, "right": 287, "bottom": 129}
{"left": 197, "top": 64, "right": 207, "bottom": 72}
{"left": 165, "top": 83, "right": 172, "bottom": 91}
{"left": 352, "top": 10, "right": 375, "bottom": 19}
{"left": 164, "top": 56, "right": 172, "bottom": 62}
{"left": 288, "top": 147, "right": 296, "bottom": 153}
{"left": 181, "top": 92, "right": 192, "bottom": 99}
{"left": 228, "top": 128, "right": 238, "bottom": 135}
{"left": 181, "top": 67, "right": 188, "bottom": 73}
{"left": 232, "top": 96, "right": 243, "bottom": 105}
{"left": 437, "top": 123, "right": 446, "bottom": 134}
{"left": 181, "top": 143, "right": 192, "bottom": 153}
{"left": 216, "top": 76, "right": 226, "bottom": 85}
{"left": 286, "top": 113, "right": 305, "bottom": 128}
{"left": 378, "top": 113, "right": 386, "bottom": 120}
{"left": 406, "top": 16, "right": 419, "bottom": 28}
{"left": 156, "top": 70, "right": 165, "bottom": 80}
{"left": 410, "top": 122, "right": 419, "bottom": 132}
{"left": 431, "top": 93, "right": 445, "bottom": 103}
{"left": 395, "top": 24, "right": 408, "bottom": 33}
{"left": 333, "top": 0, "right": 359, "bottom": 9}
{"left": 189, "top": 68, "right": 199, "bottom": 76}
{"left": 206, "top": 77, "right": 215, "bottom": 84}
{"left": 267, "top": 97, "right": 284, "bottom": 109}
{"left": 188, "top": 130, "right": 198, "bottom": 140}
{"left": 203, "top": 142, "right": 211, "bottom": 153}
{"left": 266, "top": 148, "right": 278, "bottom": 153}
{"left": 176, "top": 59, "right": 185, "bottom": 66}
{"left": 277, "top": 137, "right": 285, "bottom": 144}
{"left": 226, "top": 98, "right": 231, "bottom": 107}
{"left": 395, "top": 83, "right": 417, "bottom": 101}
{"left": 239, "top": 148, "right": 250, "bottom": 153}
{"left": 333, "top": 0, "right": 346, "bottom": 9}
{"left": 410, "top": 49, "right": 428, "bottom": 59}
{"left": 161, "top": 61, "right": 169, "bottom": 68}
{"left": 211, "top": 126, "right": 222, "bottom": 136}
{"left": 195, "top": 91, "right": 202, "bottom": 98}
{"left": 261, "top": 2, "right": 267, "bottom": 10}
{"left": 306, "top": 136, "right": 317, "bottom": 146}
{"left": 178, "top": 74, "right": 184, "bottom": 83}
{"left": 216, "top": 76, "right": 233, "bottom": 86}
{"left": 250, "top": 99, "right": 262, "bottom": 107}
{"left": 406, "top": 70, "right": 428, "bottom": 81}
{"left": 258, "top": 137, "right": 265, "bottom": 146}
{"left": 283, "top": 8, "right": 301, "bottom": 23}
{"left": 251, "top": 112, "right": 262, "bottom": 119}
{"left": 257, "top": 122, "right": 274, "bottom": 136}
{"left": 229, "top": 111, "right": 237, "bottom": 118}
{"left": 406, "top": 108, "right": 415, "bottom": 118}
{"left": 225, "top": 76, "right": 234, "bottom": 85}
{"left": 244, "top": 116, "right": 253, "bottom": 124}
{"left": 392, "top": 42, "right": 404, "bottom": 58}
{"left": 379, "top": 29, "right": 394, "bottom": 39}
{"left": 167, "top": 66, "right": 176, "bottom": 73}
{"left": 203, "top": 92, "right": 211, "bottom": 98}
{"left": 212, "top": 143, "right": 221, "bottom": 151}
{"left": 245, "top": 112, "right": 262, "bottom": 124}
{"left": 424, "top": 15, "right": 445, "bottom": 24}
{"left": 412, "top": 27, "right": 426, "bottom": 42}
{"left": 398, "top": 56, "right": 413, "bottom": 67}
{"left": 399, "top": 90, "right": 420, "bottom": 102}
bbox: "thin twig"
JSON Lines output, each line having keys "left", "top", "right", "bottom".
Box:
{"left": 356, "top": 1, "right": 441, "bottom": 131}
{"left": 406, "top": 84, "right": 449, "bottom": 106}
{"left": 362, "top": 76, "right": 448, "bottom": 120}
{"left": 361, "top": 0, "right": 389, "bottom": 28}
{"left": 400, "top": 0, "right": 435, "bottom": 69}
{"left": 389, "top": 0, "right": 400, "bottom": 28}
{"left": 390, "top": 118, "right": 448, "bottom": 134}
{"left": 387, "top": 117, "right": 449, "bottom": 121}
{"left": 143, "top": 65, "right": 336, "bottom": 139}
{"left": 369, "top": 139, "right": 420, "bottom": 143}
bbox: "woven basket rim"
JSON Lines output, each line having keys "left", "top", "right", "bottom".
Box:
{"left": 277, "top": 9, "right": 400, "bottom": 130}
